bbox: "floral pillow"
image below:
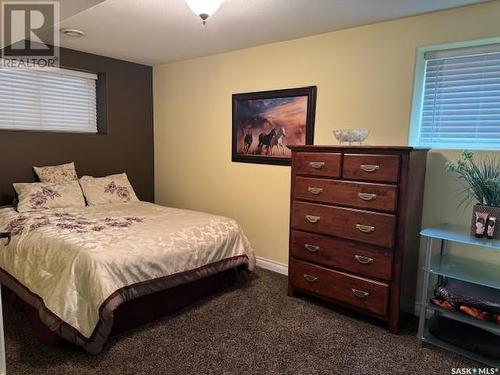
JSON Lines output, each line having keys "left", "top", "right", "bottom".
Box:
{"left": 13, "top": 181, "right": 86, "bottom": 213}
{"left": 33, "top": 162, "right": 78, "bottom": 184}
{"left": 79, "top": 173, "right": 139, "bottom": 206}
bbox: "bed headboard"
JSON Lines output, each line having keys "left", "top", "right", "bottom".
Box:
{"left": 0, "top": 47, "right": 154, "bottom": 206}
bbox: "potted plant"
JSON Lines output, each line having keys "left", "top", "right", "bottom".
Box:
{"left": 446, "top": 151, "right": 500, "bottom": 238}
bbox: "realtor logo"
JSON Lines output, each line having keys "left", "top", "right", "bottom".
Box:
{"left": 1, "top": 1, "right": 60, "bottom": 69}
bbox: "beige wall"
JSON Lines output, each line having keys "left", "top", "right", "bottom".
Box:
{"left": 154, "top": 1, "right": 500, "bottom": 303}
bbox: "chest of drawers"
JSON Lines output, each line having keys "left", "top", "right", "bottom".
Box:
{"left": 287, "top": 145, "right": 428, "bottom": 333}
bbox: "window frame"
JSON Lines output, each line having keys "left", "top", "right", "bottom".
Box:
{"left": 408, "top": 36, "right": 500, "bottom": 150}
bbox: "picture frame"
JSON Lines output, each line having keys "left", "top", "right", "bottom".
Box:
{"left": 232, "top": 86, "right": 317, "bottom": 166}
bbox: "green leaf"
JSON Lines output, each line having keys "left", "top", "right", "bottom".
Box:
{"left": 446, "top": 151, "right": 500, "bottom": 207}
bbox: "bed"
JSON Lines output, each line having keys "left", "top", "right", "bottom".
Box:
{"left": 0, "top": 201, "right": 255, "bottom": 353}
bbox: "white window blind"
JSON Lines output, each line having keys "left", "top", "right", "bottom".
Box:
{"left": 0, "top": 65, "right": 98, "bottom": 133}
{"left": 414, "top": 43, "right": 500, "bottom": 149}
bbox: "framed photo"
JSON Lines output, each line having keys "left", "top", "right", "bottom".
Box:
{"left": 232, "top": 86, "right": 317, "bottom": 166}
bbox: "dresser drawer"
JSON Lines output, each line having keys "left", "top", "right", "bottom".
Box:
{"left": 294, "top": 177, "right": 398, "bottom": 212}
{"left": 343, "top": 154, "right": 400, "bottom": 183}
{"left": 293, "top": 152, "right": 341, "bottom": 178}
{"left": 289, "top": 259, "right": 389, "bottom": 316}
{"left": 290, "top": 230, "right": 392, "bottom": 280}
{"left": 291, "top": 202, "right": 396, "bottom": 248}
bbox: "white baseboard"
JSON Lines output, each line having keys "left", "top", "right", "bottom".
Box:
{"left": 256, "top": 256, "right": 288, "bottom": 276}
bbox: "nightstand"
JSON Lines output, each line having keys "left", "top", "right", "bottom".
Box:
{"left": 0, "top": 232, "right": 8, "bottom": 375}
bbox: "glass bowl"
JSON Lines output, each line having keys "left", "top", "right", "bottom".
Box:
{"left": 333, "top": 129, "right": 370, "bottom": 145}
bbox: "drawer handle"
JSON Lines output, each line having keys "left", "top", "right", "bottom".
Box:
{"left": 305, "top": 215, "right": 321, "bottom": 224}
{"left": 354, "top": 255, "right": 374, "bottom": 264}
{"left": 352, "top": 288, "right": 370, "bottom": 299}
{"left": 309, "top": 162, "right": 325, "bottom": 169}
{"left": 360, "top": 164, "right": 380, "bottom": 173}
{"left": 307, "top": 187, "right": 323, "bottom": 195}
{"left": 358, "top": 192, "right": 377, "bottom": 201}
{"left": 356, "top": 224, "right": 375, "bottom": 233}
{"left": 304, "top": 244, "right": 320, "bottom": 253}
{"left": 303, "top": 274, "right": 318, "bottom": 283}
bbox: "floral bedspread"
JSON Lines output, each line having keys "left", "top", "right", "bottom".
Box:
{"left": 0, "top": 202, "right": 255, "bottom": 339}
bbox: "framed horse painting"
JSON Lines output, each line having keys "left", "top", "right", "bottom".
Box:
{"left": 232, "top": 86, "right": 317, "bottom": 166}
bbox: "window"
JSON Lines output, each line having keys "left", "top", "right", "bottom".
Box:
{"left": 0, "top": 64, "right": 98, "bottom": 133}
{"left": 409, "top": 39, "right": 500, "bottom": 150}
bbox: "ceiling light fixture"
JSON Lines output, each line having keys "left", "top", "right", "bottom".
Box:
{"left": 184, "top": 0, "right": 224, "bottom": 25}
{"left": 60, "top": 28, "right": 85, "bottom": 37}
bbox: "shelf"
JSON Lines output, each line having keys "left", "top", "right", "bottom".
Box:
{"left": 427, "top": 304, "right": 500, "bottom": 336}
{"left": 422, "top": 322, "right": 500, "bottom": 368}
{"left": 427, "top": 253, "right": 500, "bottom": 290}
{"left": 421, "top": 225, "right": 500, "bottom": 251}
{"left": 420, "top": 225, "right": 500, "bottom": 367}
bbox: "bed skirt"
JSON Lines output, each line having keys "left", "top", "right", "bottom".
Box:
{"left": 0, "top": 255, "right": 250, "bottom": 354}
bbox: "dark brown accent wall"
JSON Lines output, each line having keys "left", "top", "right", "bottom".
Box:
{"left": 0, "top": 47, "right": 154, "bottom": 206}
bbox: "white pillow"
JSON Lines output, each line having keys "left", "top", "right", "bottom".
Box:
{"left": 14, "top": 181, "right": 86, "bottom": 212}
{"left": 79, "top": 173, "right": 139, "bottom": 206}
{"left": 33, "top": 162, "right": 78, "bottom": 184}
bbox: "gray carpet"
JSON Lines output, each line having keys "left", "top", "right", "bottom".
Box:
{"left": 4, "top": 268, "right": 473, "bottom": 375}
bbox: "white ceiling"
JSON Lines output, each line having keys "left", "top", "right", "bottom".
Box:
{"left": 56, "top": 0, "right": 489, "bottom": 66}
{"left": 57, "top": 0, "right": 106, "bottom": 20}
